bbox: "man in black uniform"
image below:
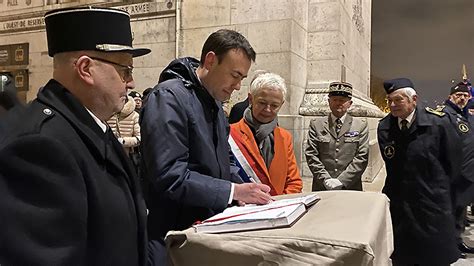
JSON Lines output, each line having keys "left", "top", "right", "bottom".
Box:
{"left": 378, "top": 78, "right": 462, "bottom": 265}
{"left": 0, "top": 7, "right": 150, "bottom": 265}
{"left": 439, "top": 82, "right": 474, "bottom": 257}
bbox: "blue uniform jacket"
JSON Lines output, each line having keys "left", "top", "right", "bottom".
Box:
{"left": 377, "top": 104, "right": 462, "bottom": 265}
{"left": 442, "top": 101, "right": 474, "bottom": 206}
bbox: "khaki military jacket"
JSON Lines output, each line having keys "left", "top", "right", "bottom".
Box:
{"left": 305, "top": 114, "right": 369, "bottom": 191}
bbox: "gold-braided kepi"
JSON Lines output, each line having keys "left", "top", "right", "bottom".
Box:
{"left": 328, "top": 81, "right": 352, "bottom": 98}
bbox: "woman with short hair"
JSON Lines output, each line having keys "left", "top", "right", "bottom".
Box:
{"left": 230, "top": 72, "right": 302, "bottom": 195}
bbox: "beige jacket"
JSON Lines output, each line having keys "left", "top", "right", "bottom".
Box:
{"left": 107, "top": 96, "right": 140, "bottom": 154}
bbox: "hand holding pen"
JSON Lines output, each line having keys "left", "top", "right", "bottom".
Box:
{"left": 233, "top": 182, "right": 272, "bottom": 206}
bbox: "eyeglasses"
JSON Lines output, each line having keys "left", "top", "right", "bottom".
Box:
{"left": 255, "top": 100, "right": 282, "bottom": 111}
{"left": 89, "top": 56, "right": 134, "bottom": 82}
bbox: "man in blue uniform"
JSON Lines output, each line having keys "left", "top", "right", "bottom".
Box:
{"left": 140, "top": 29, "right": 272, "bottom": 265}
{"left": 0, "top": 7, "right": 150, "bottom": 265}
{"left": 440, "top": 82, "right": 474, "bottom": 257}
{"left": 377, "top": 78, "right": 462, "bottom": 265}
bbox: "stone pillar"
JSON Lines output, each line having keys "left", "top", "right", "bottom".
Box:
{"left": 300, "top": 0, "right": 385, "bottom": 190}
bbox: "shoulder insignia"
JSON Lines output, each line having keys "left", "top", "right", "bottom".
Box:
{"left": 425, "top": 107, "right": 445, "bottom": 117}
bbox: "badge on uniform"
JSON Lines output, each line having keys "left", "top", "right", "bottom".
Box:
{"left": 384, "top": 145, "right": 395, "bottom": 159}
{"left": 344, "top": 131, "right": 359, "bottom": 137}
{"left": 459, "top": 122, "right": 469, "bottom": 133}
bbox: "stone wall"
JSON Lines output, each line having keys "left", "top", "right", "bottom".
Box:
{"left": 0, "top": 0, "right": 385, "bottom": 188}
{"left": 0, "top": 0, "right": 176, "bottom": 98}
{"left": 178, "top": 0, "right": 309, "bottom": 116}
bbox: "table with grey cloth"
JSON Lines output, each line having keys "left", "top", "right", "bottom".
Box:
{"left": 165, "top": 191, "right": 393, "bottom": 266}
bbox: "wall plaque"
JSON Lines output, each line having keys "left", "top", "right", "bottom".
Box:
{"left": 0, "top": 43, "right": 29, "bottom": 66}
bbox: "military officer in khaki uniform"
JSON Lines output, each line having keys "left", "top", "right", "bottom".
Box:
{"left": 305, "top": 81, "right": 369, "bottom": 191}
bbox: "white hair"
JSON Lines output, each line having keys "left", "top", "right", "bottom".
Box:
{"left": 396, "top": 87, "right": 417, "bottom": 102}
{"left": 250, "top": 72, "right": 287, "bottom": 98}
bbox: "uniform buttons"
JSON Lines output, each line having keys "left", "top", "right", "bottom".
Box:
{"left": 335, "top": 159, "right": 338, "bottom": 162}
{"left": 336, "top": 139, "right": 340, "bottom": 142}
{"left": 336, "top": 148, "right": 340, "bottom": 152}
{"left": 43, "top": 108, "right": 52, "bottom": 115}
{"left": 335, "top": 169, "right": 338, "bottom": 172}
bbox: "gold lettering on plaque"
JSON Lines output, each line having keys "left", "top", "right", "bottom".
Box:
{"left": 15, "top": 72, "right": 24, "bottom": 88}
{"left": 15, "top": 47, "right": 24, "bottom": 62}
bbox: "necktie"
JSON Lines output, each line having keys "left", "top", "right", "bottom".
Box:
{"left": 335, "top": 118, "right": 342, "bottom": 135}
{"left": 400, "top": 119, "right": 408, "bottom": 132}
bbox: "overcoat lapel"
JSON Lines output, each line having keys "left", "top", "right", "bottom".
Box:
{"left": 339, "top": 115, "right": 353, "bottom": 136}
{"left": 37, "top": 80, "right": 136, "bottom": 187}
{"left": 236, "top": 121, "right": 271, "bottom": 185}
{"left": 323, "top": 114, "right": 337, "bottom": 139}
{"left": 239, "top": 129, "right": 269, "bottom": 176}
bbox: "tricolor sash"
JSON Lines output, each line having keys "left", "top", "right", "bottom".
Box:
{"left": 228, "top": 131, "right": 261, "bottom": 184}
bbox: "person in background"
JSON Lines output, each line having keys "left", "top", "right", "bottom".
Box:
{"left": 0, "top": 73, "right": 22, "bottom": 116}
{"left": 438, "top": 82, "right": 474, "bottom": 258}
{"left": 140, "top": 29, "right": 272, "bottom": 265}
{"left": 141, "top": 87, "right": 153, "bottom": 107}
{"left": 305, "top": 82, "right": 369, "bottom": 191}
{"left": 0, "top": 7, "right": 150, "bottom": 265}
{"left": 378, "top": 78, "right": 462, "bottom": 265}
{"left": 229, "top": 72, "right": 302, "bottom": 195}
{"left": 107, "top": 95, "right": 141, "bottom": 175}
{"left": 467, "top": 81, "right": 474, "bottom": 115}
{"left": 128, "top": 90, "right": 143, "bottom": 113}
{"left": 228, "top": 97, "right": 249, "bottom": 124}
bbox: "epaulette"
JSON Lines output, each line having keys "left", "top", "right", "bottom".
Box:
{"left": 425, "top": 106, "right": 445, "bottom": 117}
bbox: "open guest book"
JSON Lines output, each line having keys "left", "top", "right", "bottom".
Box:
{"left": 193, "top": 193, "right": 320, "bottom": 233}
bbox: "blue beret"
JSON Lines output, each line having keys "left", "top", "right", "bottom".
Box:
{"left": 328, "top": 81, "right": 352, "bottom": 98}
{"left": 383, "top": 78, "right": 414, "bottom": 94}
{"left": 45, "top": 7, "right": 150, "bottom": 57}
{"left": 450, "top": 82, "right": 470, "bottom": 95}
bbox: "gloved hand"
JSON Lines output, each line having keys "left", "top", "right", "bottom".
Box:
{"left": 323, "top": 178, "right": 343, "bottom": 190}
{"left": 117, "top": 137, "right": 125, "bottom": 145}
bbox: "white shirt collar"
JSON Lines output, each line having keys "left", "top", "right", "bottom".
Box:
{"left": 398, "top": 108, "right": 416, "bottom": 129}
{"left": 86, "top": 108, "right": 107, "bottom": 133}
{"left": 331, "top": 113, "right": 347, "bottom": 124}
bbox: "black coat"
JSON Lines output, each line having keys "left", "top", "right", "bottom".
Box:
{"left": 377, "top": 104, "right": 462, "bottom": 265}
{"left": 0, "top": 80, "right": 147, "bottom": 266}
{"left": 442, "top": 101, "right": 474, "bottom": 207}
{"left": 228, "top": 97, "right": 249, "bottom": 124}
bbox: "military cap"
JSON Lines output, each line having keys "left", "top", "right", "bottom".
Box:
{"left": 383, "top": 78, "right": 414, "bottom": 94}
{"left": 450, "top": 82, "right": 470, "bottom": 95}
{"left": 328, "top": 81, "right": 352, "bottom": 98}
{"left": 45, "top": 7, "right": 151, "bottom": 57}
{"left": 128, "top": 90, "right": 142, "bottom": 99}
